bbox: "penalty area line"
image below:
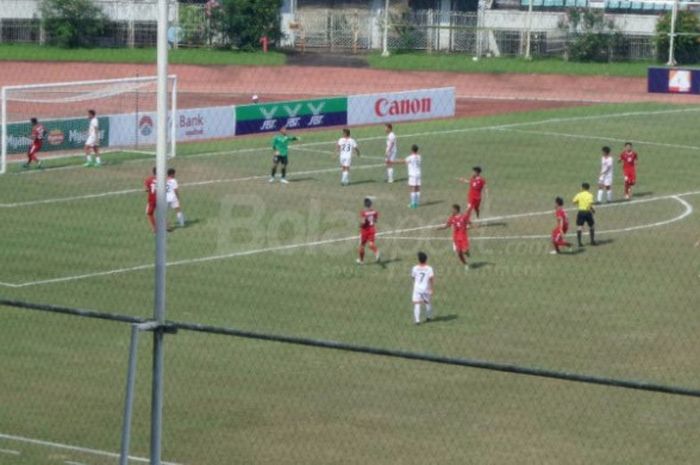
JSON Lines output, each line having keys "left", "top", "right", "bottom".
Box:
{"left": 2, "top": 191, "right": 697, "bottom": 289}
{"left": 0, "top": 432, "right": 182, "bottom": 465}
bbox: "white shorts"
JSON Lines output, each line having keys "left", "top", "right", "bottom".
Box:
{"left": 340, "top": 155, "right": 352, "bottom": 168}
{"left": 385, "top": 152, "right": 396, "bottom": 162}
{"left": 408, "top": 175, "right": 421, "bottom": 187}
{"left": 412, "top": 291, "right": 432, "bottom": 304}
{"left": 598, "top": 174, "right": 613, "bottom": 187}
{"left": 85, "top": 136, "right": 98, "bottom": 147}
{"left": 167, "top": 198, "right": 180, "bottom": 209}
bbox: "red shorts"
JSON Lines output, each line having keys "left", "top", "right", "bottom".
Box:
{"left": 453, "top": 235, "right": 469, "bottom": 253}
{"left": 468, "top": 197, "right": 481, "bottom": 211}
{"left": 624, "top": 169, "right": 636, "bottom": 186}
{"left": 360, "top": 227, "right": 376, "bottom": 245}
{"left": 146, "top": 202, "right": 156, "bottom": 215}
{"left": 552, "top": 228, "right": 568, "bottom": 246}
{"left": 28, "top": 141, "right": 42, "bottom": 156}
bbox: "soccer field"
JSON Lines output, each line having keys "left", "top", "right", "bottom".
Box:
{"left": 1, "top": 101, "right": 699, "bottom": 465}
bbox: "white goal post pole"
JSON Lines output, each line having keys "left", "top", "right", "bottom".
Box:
{"left": 151, "top": 2, "right": 169, "bottom": 465}
{"left": 381, "top": 0, "right": 390, "bottom": 57}
{"left": 170, "top": 76, "right": 177, "bottom": 158}
{"left": 525, "top": 0, "right": 534, "bottom": 60}
{"left": 1, "top": 87, "right": 7, "bottom": 175}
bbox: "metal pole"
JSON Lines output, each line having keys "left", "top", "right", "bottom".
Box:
{"left": 170, "top": 76, "right": 177, "bottom": 159}
{"left": 1, "top": 87, "right": 7, "bottom": 175}
{"left": 525, "top": 0, "right": 533, "bottom": 60}
{"left": 119, "top": 325, "right": 141, "bottom": 465}
{"left": 381, "top": 0, "right": 390, "bottom": 57}
{"left": 667, "top": 0, "right": 678, "bottom": 66}
{"left": 151, "top": 0, "right": 169, "bottom": 463}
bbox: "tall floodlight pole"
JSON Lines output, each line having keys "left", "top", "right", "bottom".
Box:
{"left": 667, "top": 0, "right": 678, "bottom": 66}
{"left": 152, "top": 0, "right": 169, "bottom": 463}
{"left": 525, "top": 0, "right": 533, "bottom": 60}
{"left": 382, "top": 0, "right": 390, "bottom": 57}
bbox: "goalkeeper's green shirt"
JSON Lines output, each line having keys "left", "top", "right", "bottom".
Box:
{"left": 272, "top": 135, "right": 298, "bottom": 157}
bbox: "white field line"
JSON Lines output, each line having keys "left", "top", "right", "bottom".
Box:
{"left": 64, "top": 461, "right": 88, "bottom": 465}
{"left": 0, "top": 163, "right": 385, "bottom": 208}
{"left": 0, "top": 447, "right": 21, "bottom": 455}
{"left": 501, "top": 128, "right": 700, "bottom": 151}
{"left": 384, "top": 196, "right": 693, "bottom": 241}
{"left": 2, "top": 191, "right": 697, "bottom": 289}
{"left": 9, "top": 106, "right": 700, "bottom": 177}
{"left": 0, "top": 433, "right": 181, "bottom": 465}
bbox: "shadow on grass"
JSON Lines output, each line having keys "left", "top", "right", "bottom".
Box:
{"left": 288, "top": 177, "right": 316, "bottom": 183}
{"left": 377, "top": 257, "right": 402, "bottom": 269}
{"left": 420, "top": 200, "right": 445, "bottom": 208}
{"left": 427, "top": 314, "right": 458, "bottom": 324}
{"left": 468, "top": 261, "right": 493, "bottom": 269}
{"left": 349, "top": 179, "right": 377, "bottom": 186}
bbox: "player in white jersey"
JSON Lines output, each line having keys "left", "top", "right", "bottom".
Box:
{"left": 411, "top": 251, "right": 435, "bottom": 325}
{"left": 83, "top": 109, "right": 102, "bottom": 167}
{"left": 336, "top": 128, "right": 360, "bottom": 186}
{"left": 597, "top": 146, "right": 614, "bottom": 203}
{"left": 384, "top": 123, "right": 397, "bottom": 183}
{"left": 166, "top": 168, "right": 186, "bottom": 227}
{"left": 398, "top": 144, "right": 422, "bottom": 208}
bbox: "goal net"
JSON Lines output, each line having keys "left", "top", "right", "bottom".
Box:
{"left": 1, "top": 75, "right": 177, "bottom": 174}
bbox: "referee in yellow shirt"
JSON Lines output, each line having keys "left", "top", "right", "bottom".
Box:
{"left": 573, "top": 182, "right": 596, "bottom": 247}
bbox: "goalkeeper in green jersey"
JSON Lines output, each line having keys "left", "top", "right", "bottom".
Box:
{"left": 269, "top": 126, "right": 300, "bottom": 184}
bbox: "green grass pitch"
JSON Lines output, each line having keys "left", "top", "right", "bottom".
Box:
{"left": 1, "top": 102, "right": 699, "bottom": 465}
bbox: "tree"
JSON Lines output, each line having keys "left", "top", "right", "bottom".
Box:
{"left": 656, "top": 11, "right": 700, "bottom": 64}
{"left": 561, "top": 9, "right": 629, "bottom": 63}
{"left": 211, "top": 0, "right": 282, "bottom": 50}
{"left": 40, "top": 0, "right": 107, "bottom": 48}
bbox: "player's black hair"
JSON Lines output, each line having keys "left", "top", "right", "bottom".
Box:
{"left": 555, "top": 197, "right": 564, "bottom": 206}
{"left": 452, "top": 204, "right": 461, "bottom": 212}
{"left": 88, "top": 109, "right": 96, "bottom": 117}
{"left": 602, "top": 146, "right": 611, "bottom": 155}
{"left": 624, "top": 142, "right": 632, "bottom": 146}
{"left": 364, "top": 197, "right": 372, "bottom": 208}
{"left": 582, "top": 182, "right": 590, "bottom": 190}
{"left": 417, "top": 251, "right": 428, "bottom": 264}
{"left": 386, "top": 123, "right": 393, "bottom": 130}
{"left": 411, "top": 144, "right": 419, "bottom": 153}
{"left": 473, "top": 166, "right": 482, "bottom": 174}
{"left": 30, "top": 117, "right": 38, "bottom": 125}
{"left": 167, "top": 168, "right": 176, "bottom": 176}
{"left": 343, "top": 128, "right": 350, "bottom": 137}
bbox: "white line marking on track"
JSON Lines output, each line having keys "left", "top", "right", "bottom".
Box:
{"left": 7, "top": 106, "right": 699, "bottom": 177}
{"left": 0, "top": 163, "right": 385, "bottom": 208}
{"left": 64, "top": 461, "right": 89, "bottom": 465}
{"left": 501, "top": 128, "right": 700, "bottom": 151}
{"left": 0, "top": 447, "right": 21, "bottom": 455}
{"left": 2, "top": 191, "right": 697, "bottom": 288}
{"left": 0, "top": 433, "right": 181, "bottom": 465}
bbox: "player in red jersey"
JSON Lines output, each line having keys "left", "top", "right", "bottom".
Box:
{"left": 550, "top": 197, "right": 572, "bottom": 254}
{"left": 24, "top": 117, "right": 45, "bottom": 169}
{"left": 459, "top": 166, "right": 486, "bottom": 219}
{"left": 437, "top": 204, "right": 471, "bottom": 269}
{"left": 144, "top": 167, "right": 157, "bottom": 233}
{"left": 357, "top": 197, "right": 380, "bottom": 264}
{"left": 619, "top": 142, "right": 638, "bottom": 200}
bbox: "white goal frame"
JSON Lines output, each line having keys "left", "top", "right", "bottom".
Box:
{"left": 1, "top": 74, "right": 178, "bottom": 174}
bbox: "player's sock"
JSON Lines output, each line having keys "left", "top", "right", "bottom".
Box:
{"left": 415, "top": 192, "right": 421, "bottom": 206}
{"left": 409, "top": 192, "right": 416, "bottom": 206}
{"left": 577, "top": 230, "right": 583, "bottom": 246}
{"left": 387, "top": 168, "right": 394, "bottom": 182}
{"left": 271, "top": 166, "right": 277, "bottom": 178}
{"left": 95, "top": 157, "right": 102, "bottom": 166}
{"left": 341, "top": 171, "right": 349, "bottom": 185}
{"left": 425, "top": 304, "right": 433, "bottom": 320}
{"left": 281, "top": 167, "right": 287, "bottom": 179}
{"left": 414, "top": 304, "right": 421, "bottom": 324}
{"left": 590, "top": 228, "right": 596, "bottom": 245}
{"left": 86, "top": 155, "right": 93, "bottom": 164}
{"left": 177, "top": 212, "right": 185, "bottom": 227}
{"left": 607, "top": 190, "right": 612, "bottom": 202}
{"left": 359, "top": 247, "right": 365, "bottom": 262}
{"left": 597, "top": 190, "right": 603, "bottom": 203}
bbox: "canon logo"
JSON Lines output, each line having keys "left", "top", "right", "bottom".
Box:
{"left": 374, "top": 97, "right": 432, "bottom": 117}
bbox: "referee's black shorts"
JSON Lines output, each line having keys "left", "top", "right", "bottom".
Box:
{"left": 576, "top": 211, "right": 595, "bottom": 227}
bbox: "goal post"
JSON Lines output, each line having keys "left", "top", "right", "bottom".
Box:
{"left": 1, "top": 75, "right": 177, "bottom": 174}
